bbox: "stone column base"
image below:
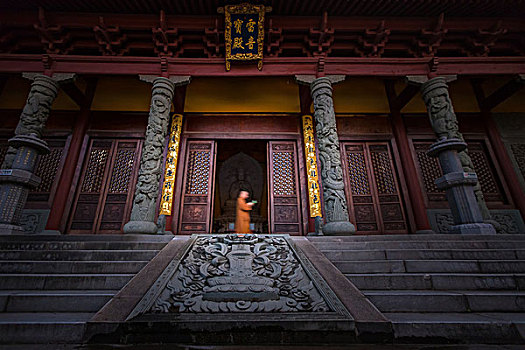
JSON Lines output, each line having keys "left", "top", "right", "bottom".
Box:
{"left": 322, "top": 221, "right": 356, "bottom": 235}
{"left": 0, "top": 223, "right": 25, "bottom": 235}
{"left": 123, "top": 220, "right": 158, "bottom": 234}
{"left": 449, "top": 223, "right": 497, "bottom": 235}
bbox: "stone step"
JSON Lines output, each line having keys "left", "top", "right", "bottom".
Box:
{"left": 0, "top": 261, "right": 148, "bottom": 274}
{"left": 386, "top": 312, "right": 525, "bottom": 344}
{"left": 333, "top": 260, "right": 525, "bottom": 274}
{"left": 322, "top": 249, "right": 524, "bottom": 261}
{"left": 308, "top": 234, "right": 525, "bottom": 242}
{"left": 0, "top": 274, "right": 134, "bottom": 290}
{"left": 0, "top": 234, "right": 173, "bottom": 242}
{"left": 364, "top": 290, "right": 525, "bottom": 313}
{"left": 0, "top": 250, "right": 159, "bottom": 261}
{"left": 0, "top": 241, "right": 167, "bottom": 251}
{"left": 345, "top": 273, "right": 525, "bottom": 290}
{"left": 312, "top": 240, "right": 525, "bottom": 251}
{"left": 0, "top": 312, "right": 92, "bottom": 344}
{"left": 0, "top": 290, "right": 116, "bottom": 312}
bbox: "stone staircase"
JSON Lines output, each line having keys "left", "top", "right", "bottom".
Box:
{"left": 309, "top": 234, "right": 525, "bottom": 344}
{"left": 0, "top": 234, "right": 172, "bottom": 345}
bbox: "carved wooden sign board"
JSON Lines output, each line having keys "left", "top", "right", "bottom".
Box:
{"left": 220, "top": 3, "right": 268, "bottom": 71}
{"left": 127, "top": 234, "right": 353, "bottom": 331}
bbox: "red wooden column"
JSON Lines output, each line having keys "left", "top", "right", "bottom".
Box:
{"left": 385, "top": 80, "right": 433, "bottom": 233}
{"left": 471, "top": 76, "right": 525, "bottom": 219}
{"left": 165, "top": 84, "right": 187, "bottom": 233}
{"left": 46, "top": 78, "right": 98, "bottom": 232}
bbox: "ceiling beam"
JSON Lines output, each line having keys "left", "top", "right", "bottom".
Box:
{"left": 471, "top": 75, "right": 525, "bottom": 111}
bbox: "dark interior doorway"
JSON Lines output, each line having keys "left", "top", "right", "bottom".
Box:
{"left": 213, "top": 139, "right": 268, "bottom": 233}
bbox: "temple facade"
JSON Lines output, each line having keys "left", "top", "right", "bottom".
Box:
{"left": 0, "top": 1, "right": 524, "bottom": 236}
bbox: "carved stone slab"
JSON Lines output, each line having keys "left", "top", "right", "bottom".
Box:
{"left": 128, "top": 234, "right": 352, "bottom": 323}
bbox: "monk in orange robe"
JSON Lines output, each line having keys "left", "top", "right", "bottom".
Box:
{"left": 235, "top": 190, "right": 254, "bottom": 233}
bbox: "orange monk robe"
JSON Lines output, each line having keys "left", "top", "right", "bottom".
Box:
{"left": 235, "top": 197, "right": 252, "bottom": 233}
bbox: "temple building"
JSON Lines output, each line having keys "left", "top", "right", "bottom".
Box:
{"left": 0, "top": 0, "right": 525, "bottom": 347}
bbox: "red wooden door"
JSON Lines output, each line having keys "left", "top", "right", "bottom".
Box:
{"left": 178, "top": 140, "right": 216, "bottom": 234}
{"left": 267, "top": 141, "right": 302, "bottom": 235}
{"left": 341, "top": 142, "right": 408, "bottom": 234}
{"left": 68, "top": 138, "right": 141, "bottom": 234}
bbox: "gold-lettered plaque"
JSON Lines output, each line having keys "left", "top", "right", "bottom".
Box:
{"left": 302, "top": 115, "right": 322, "bottom": 218}
{"left": 220, "top": 3, "right": 267, "bottom": 71}
{"left": 159, "top": 114, "right": 183, "bottom": 216}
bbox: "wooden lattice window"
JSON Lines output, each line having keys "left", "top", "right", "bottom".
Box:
{"left": 412, "top": 139, "right": 507, "bottom": 206}
{"left": 342, "top": 142, "right": 408, "bottom": 234}
{"left": 29, "top": 138, "right": 67, "bottom": 203}
{"left": 1, "top": 136, "right": 67, "bottom": 205}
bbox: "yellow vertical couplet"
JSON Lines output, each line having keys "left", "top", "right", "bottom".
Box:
{"left": 302, "top": 115, "right": 322, "bottom": 218}
{"left": 159, "top": 114, "right": 183, "bottom": 216}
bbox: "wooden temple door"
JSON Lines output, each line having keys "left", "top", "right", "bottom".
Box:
{"left": 267, "top": 141, "right": 302, "bottom": 235}
{"left": 341, "top": 142, "right": 408, "bottom": 234}
{"left": 68, "top": 138, "right": 141, "bottom": 234}
{"left": 178, "top": 140, "right": 216, "bottom": 234}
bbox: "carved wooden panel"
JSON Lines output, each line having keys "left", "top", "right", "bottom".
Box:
{"left": 342, "top": 142, "right": 407, "bottom": 234}
{"left": 511, "top": 143, "right": 525, "bottom": 180}
{"left": 68, "top": 138, "right": 141, "bottom": 234}
{"left": 268, "top": 141, "right": 302, "bottom": 235}
{"left": 413, "top": 139, "right": 507, "bottom": 206}
{"left": 179, "top": 140, "right": 216, "bottom": 234}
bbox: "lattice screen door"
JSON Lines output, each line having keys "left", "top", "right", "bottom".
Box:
{"left": 341, "top": 142, "right": 408, "bottom": 234}
{"left": 68, "top": 138, "right": 141, "bottom": 234}
{"left": 178, "top": 140, "right": 216, "bottom": 234}
{"left": 267, "top": 141, "right": 302, "bottom": 235}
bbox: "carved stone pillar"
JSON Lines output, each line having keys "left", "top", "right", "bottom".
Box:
{"left": 123, "top": 77, "right": 176, "bottom": 234}
{"left": 310, "top": 77, "right": 356, "bottom": 235}
{"left": 1, "top": 74, "right": 59, "bottom": 169}
{"left": 421, "top": 77, "right": 496, "bottom": 234}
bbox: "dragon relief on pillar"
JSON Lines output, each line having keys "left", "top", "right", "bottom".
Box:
{"left": 423, "top": 78, "right": 491, "bottom": 220}
{"left": 312, "top": 84, "right": 350, "bottom": 223}
{"left": 129, "top": 89, "right": 173, "bottom": 222}
{"left": 144, "top": 234, "right": 330, "bottom": 313}
{"left": 2, "top": 75, "right": 58, "bottom": 169}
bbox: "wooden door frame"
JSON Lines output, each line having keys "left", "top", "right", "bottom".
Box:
{"left": 172, "top": 132, "right": 308, "bottom": 235}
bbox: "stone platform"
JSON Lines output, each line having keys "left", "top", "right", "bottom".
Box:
{"left": 85, "top": 234, "right": 390, "bottom": 345}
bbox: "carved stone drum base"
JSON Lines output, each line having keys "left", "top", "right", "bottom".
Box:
{"left": 123, "top": 220, "right": 158, "bottom": 234}
{"left": 322, "top": 221, "right": 356, "bottom": 235}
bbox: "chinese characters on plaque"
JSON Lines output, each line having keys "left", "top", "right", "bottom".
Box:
{"left": 222, "top": 3, "right": 267, "bottom": 71}
{"left": 159, "top": 114, "right": 183, "bottom": 216}
{"left": 302, "top": 115, "right": 322, "bottom": 218}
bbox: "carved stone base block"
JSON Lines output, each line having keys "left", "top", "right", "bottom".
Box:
{"left": 428, "top": 209, "right": 525, "bottom": 234}
{"left": 322, "top": 221, "right": 356, "bottom": 235}
{"left": 20, "top": 209, "right": 50, "bottom": 234}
